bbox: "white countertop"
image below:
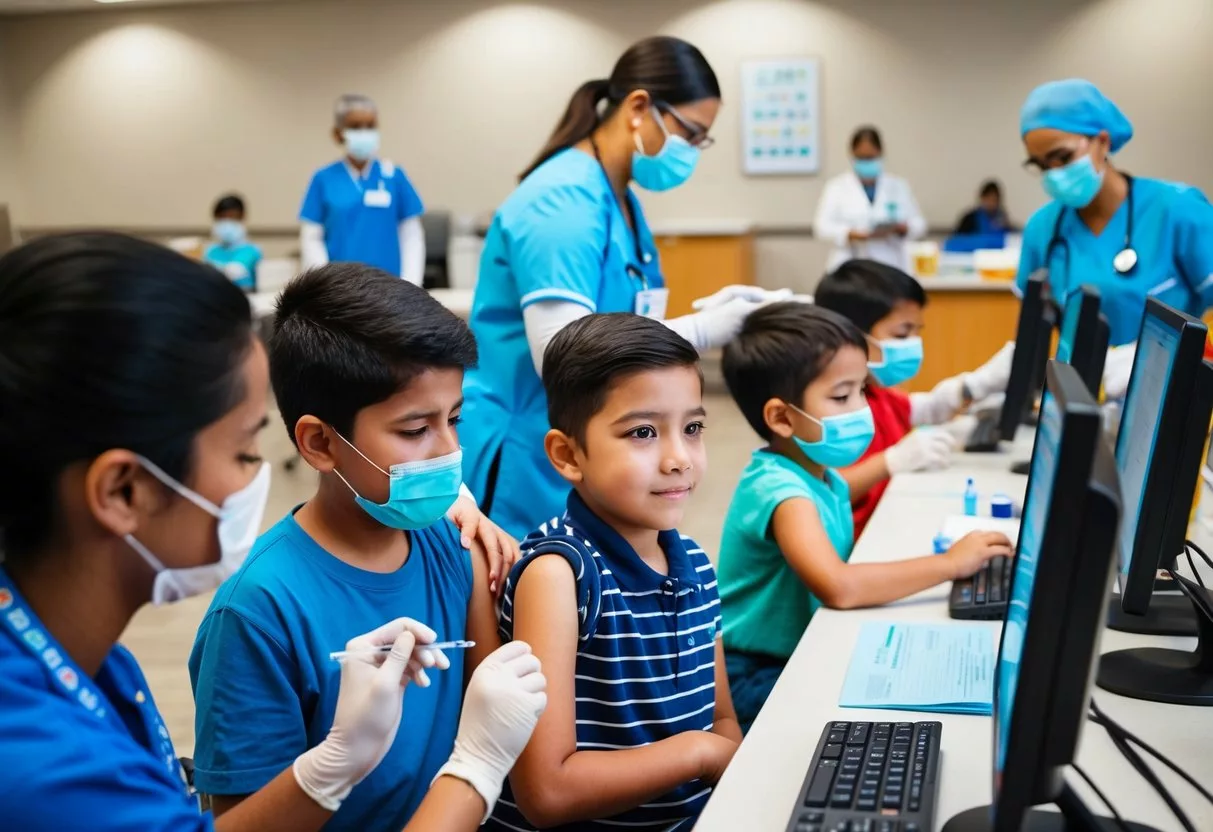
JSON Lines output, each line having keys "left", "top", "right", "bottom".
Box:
{"left": 913, "top": 275, "right": 1017, "bottom": 292}
{"left": 697, "top": 439, "right": 1213, "bottom": 831}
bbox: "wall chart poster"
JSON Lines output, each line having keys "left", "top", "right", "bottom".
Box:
{"left": 741, "top": 58, "right": 821, "bottom": 175}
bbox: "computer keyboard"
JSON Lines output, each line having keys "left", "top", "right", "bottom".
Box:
{"left": 785, "top": 720, "right": 942, "bottom": 832}
{"left": 963, "top": 410, "right": 1001, "bottom": 453}
{"left": 948, "top": 555, "right": 1012, "bottom": 620}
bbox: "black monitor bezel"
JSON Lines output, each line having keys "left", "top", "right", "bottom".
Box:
{"left": 999, "top": 275, "right": 1051, "bottom": 442}
{"left": 1059, "top": 286, "right": 1104, "bottom": 397}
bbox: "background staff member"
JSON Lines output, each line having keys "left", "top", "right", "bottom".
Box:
{"left": 460, "top": 36, "right": 769, "bottom": 538}
{"left": 955, "top": 180, "right": 1012, "bottom": 236}
{"left": 0, "top": 233, "right": 544, "bottom": 832}
{"left": 204, "top": 193, "right": 261, "bottom": 293}
{"left": 299, "top": 94, "right": 427, "bottom": 286}
{"left": 1016, "top": 78, "right": 1213, "bottom": 353}
{"left": 814, "top": 125, "right": 927, "bottom": 273}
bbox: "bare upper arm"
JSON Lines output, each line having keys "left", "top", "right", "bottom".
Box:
{"left": 771, "top": 497, "right": 848, "bottom": 603}
{"left": 204, "top": 794, "right": 248, "bottom": 818}
{"left": 465, "top": 539, "right": 504, "bottom": 683}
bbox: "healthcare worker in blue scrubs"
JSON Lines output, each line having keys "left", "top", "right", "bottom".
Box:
{"left": 0, "top": 233, "right": 545, "bottom": 831}
{"left": 1016, "top": 79, "right": 1213, "bottom": 372}
{"left": 461, "top": 36, "right": 776, "bottom": 538}
{"left": 299, "top": 94, "right": 427, "bottom": 286}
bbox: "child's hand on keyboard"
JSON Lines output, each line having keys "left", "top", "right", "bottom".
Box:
{"left": 945, "top": 531, "right": 1013, "bottom": 579}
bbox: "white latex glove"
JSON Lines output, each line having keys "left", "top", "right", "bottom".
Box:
{"left": 691, "top": 285, "right": 792, "bottom": 311}
{"left": 885, "top": 429, "right": 957, "bottom": 475}
{"left": 434, "top": 641, "right": 548, "bottom": 821}
{"left": 294, "top": 618, "right": 450, "bottom": 812}
{"left": 963, "top": 341, "right": 1016, "bottom": 402}
{"left": 666, "top": 295, "right": 766, "bottom": 351}
{"left": 1102, "top": 342, "right": 1137, "bottom": 400}
{"left": 909, "top": 376, "right": 967, "bottom": 426}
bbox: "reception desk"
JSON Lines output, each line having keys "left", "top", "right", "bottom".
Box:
{"left": 652, "top": 220, "right": 756, "bottom": 319}
{"left": 908, "top": 277, "right": 1019, "bottom": 393}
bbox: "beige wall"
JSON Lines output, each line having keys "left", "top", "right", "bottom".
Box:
{"left": 1, "top": 0, "right": 1211, "bottom": 241}
{"left": 0, "top": 26, "right": 21, "bottom": 218}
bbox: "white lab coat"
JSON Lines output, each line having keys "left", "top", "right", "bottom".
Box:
{"left": 814, "top": 170, "right": 927, "bottom": 273}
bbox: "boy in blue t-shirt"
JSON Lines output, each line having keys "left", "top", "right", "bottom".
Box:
{"left": 487, "top": 314, "right": 742, "bottom": 832}
{"left": 203, "top": 193, "right": 261, "bottom": 292}
{"left": 189, "top": 264, "right": 522, "bottom": 831}
{"left": 717, "top": 303, "right": 1013, "bottom": 732}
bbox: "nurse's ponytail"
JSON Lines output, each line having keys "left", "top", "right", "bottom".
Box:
{"left": 520, "top": 36, "right": 720, "bottom": 182}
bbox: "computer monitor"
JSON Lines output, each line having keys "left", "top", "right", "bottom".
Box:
{"left": 1103, "top": 299, "right": 1211, "bottom": 640}
{"left": 943, "top": 361, "right": 1144, "bottom": 832}
{"left": 1055, "top": 286, "right": 1109, "bottom": 397}
{"left": 998, "top": 274, "right": 1054, "bottom": 444}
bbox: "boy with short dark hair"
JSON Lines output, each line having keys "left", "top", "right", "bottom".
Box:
{"left": 815, "top": 259, "right": 1014, "bottom": 536}
{"left": 189, "top": 264, "right": 519, "bottom": 831}
{"left": 203, "top": 193, "right": 262, "bottom": 292}
{"left": 717, "top": 302, "right": 1012, "bottom": 731}
{"left": 488, "top": 313, "right": 741, "bottom": 832}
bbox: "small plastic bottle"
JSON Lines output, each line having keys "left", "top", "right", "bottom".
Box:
{"left": 964, "top": 478, "right": 978, "bottom": 516}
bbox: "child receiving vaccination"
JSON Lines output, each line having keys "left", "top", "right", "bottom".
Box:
{"left": 488, "top": 314, "right": 741, "bottom": 832}
{"left": 190, "top": 264, "right": 544, "bottom": 832}
{"left": 814, "top": 259, "right": 1015, "bottom": 536}
{"left": 717, "top": 302, "right": 1012, "bottom": 732}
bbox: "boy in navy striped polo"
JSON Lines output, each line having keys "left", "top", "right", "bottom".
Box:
{"left": 488, "top": 314, "right": 742, "bottom": 832}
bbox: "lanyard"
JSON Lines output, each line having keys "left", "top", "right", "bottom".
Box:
{"left": 344, "top": 159, "right": 381, "bottom": 195}
{"left": 0, "top": 568, "right": 184, "bottom": 781}
{"left": 587, "top": 138, "right": 652, "bottom": 290}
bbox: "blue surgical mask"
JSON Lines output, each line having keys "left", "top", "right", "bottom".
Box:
{"left": 1042, "top": 154, "right": 1104, "bottom": 209}
{"left": 868, "top": 336, "right": 923, "bottom": 387}
{"left": 343, "top": 128, "right": 380, "bottom": 163}
{"left": 632, "top": 108, "right": 700, "bottom": 192}
{"left": 852, "top": 158, "right": 883, "bottom": 180}
{"left": 213, "top": 219, "right": 246, "bottom": 247}
{"left": 332, "top": 432, "right": 463, "bottom": 530}
{"left": 788, "top": 402, "right": 875, "bottom": 468}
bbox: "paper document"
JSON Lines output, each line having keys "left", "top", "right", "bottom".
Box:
{"left": 839, "top": 622, "right": 995, "bottom": 715}
{"left": 939, "top": 514, "right": 1021, "bottom": 547}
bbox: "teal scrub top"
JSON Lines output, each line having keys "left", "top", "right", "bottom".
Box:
{"left": 717, "top": 450, "right": 854, "bottom": 660}
{"left": 1015, "top": 176, "right": 1213, "bottom": 345}
{"left": 460, "top": 147, "right": 663, "bottom": 538}
{"left": 203, "top": 242, "right": 261, "bottom": 292}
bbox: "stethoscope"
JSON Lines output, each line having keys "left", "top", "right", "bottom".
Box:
{"left": 1046, "top": 173, "right": 1138, "bottom": 280}
{"left": 588, "top": 136, "right": 654, "bottom": 290}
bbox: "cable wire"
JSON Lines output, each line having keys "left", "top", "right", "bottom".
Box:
{"left": 1089, "top": 700, "right": 1213, "bottom": 808}
{"left": 1072, "top": 763, "right": 1134, "bottom": 832}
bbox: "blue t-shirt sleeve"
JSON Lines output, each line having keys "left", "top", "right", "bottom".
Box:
{"left": 509, "top": 184, "right": 608, "bottom": 312}
{"left": 300, "top": 171, "right": 326, "bottom": 224}
{"left": 1172, "top": 187, "right": 1213, "bottom": 308}
{"left": 395, "top": 168, "right": 425, "bottom": 222}
{"left": 190, "top": 607, "right": 307, "bottom": 796}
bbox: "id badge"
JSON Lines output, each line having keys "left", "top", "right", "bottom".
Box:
{"left": 364, "top": 188, "right": 392, "bottom": 208}
{"left": 634, "top": 288, "right": 669, "bottom": 320}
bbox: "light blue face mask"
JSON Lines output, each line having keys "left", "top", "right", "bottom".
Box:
{"left": 852, "top": 158, "right": 883, "bottom": 180}
{"left": 1042, "top": 154, "right": 1104, "bottom": 209}
{"left": 868, "top": 336, "right": 924, "bottom": 387}
{"left": 332, "top": 432, "right": 463, "bottom": 530}
{"left": 632, "top": 108, "right": 700, "bottom": 192}
{"left": 343, "top": 128, "right": 380, "bottom": 163}
{"left": 788, "top": 402, "right": 875, "bottom": 468}
{"left": 212, "top": 219, "right": 246, "bottom": 247}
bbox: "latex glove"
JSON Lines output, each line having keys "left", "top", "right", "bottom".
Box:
{"left": 691, "top": 285, "right": 792, "bottom": 311}
{"left": 962, "top": 341, "right": 1016, "bottom": 402}
{"left": 447, "top": 493, "right": 521, "bottom": 597}
{"left": 294, "top": 618, "right": 450, "bottom": 811}
{"left": 668, "top": 295, "right": 766, "bottom": 351}
{"left": 434, "top": 641, "right": 548, "bottom": 821}
{"left": 909, "top": 377, "right": 967, "bottom": 426}
{"left": 885, "top": 429, "right": 957, "bottom": 475}
{"left": 1102, "top": 342, "right": 1137, "bottom": 400}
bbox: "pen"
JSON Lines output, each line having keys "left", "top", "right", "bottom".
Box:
{"left": 328, "top": 640, "right": 476, "bottom": 661}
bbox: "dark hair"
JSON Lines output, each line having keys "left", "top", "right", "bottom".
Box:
{"left": 269, "top": 263, "right": 478, "bottom": 444}
{"left": 980, "top": 179, "right": 1003, "bottom": 199}
{"left": 213, "top": 194, "right": 246, "bottom": 217}
{"left": 850, "top": 125, "right": 883, "bottom": 153}
{"left": 543, "top": 313, "right": 701, "bottom": 444}
{"left": 520, "top": 36, "right": 720, "bottom": 181}
{"left": 722, "top": 303, "right": 867, "bottom": 440}
{"left": 0, "top": 233, "right": 253, "bottom": 559}
{"left": 814, "top": 259, "right": 927, "bottom": 333}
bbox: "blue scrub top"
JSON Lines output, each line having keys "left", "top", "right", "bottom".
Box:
{"left": 0, "top": 568, "right": 209, "bottom": 831}
{"left": 300, "top": 158, "right": 424, "bottom": 277}
{"left": 1015, "top": 176, "right": 1213, "bottom": 345}
{"left": 461, "top": 147, "right": 664, "bottom": 538}
{"left": 204, "top": 242, "right": 262, "bottom": 291}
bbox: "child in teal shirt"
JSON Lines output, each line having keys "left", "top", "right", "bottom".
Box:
{"left": 716, "top": 303, "right": 1012, "bottom": 732}
{"left": 203, "top": 193, "right": 261, "bottom": 292}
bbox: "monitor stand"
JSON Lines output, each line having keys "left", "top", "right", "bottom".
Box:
{"left": 1096, "top": 577, "right": 1213, "bottom": 706}
{"left": 1105, "top": 592, "right": 1197, "bottom": 636}
{"left": 943, "top": 784, "right": 1160, "bottom": 832}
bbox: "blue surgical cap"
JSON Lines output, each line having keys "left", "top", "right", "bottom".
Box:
{"left": 1019, "top": 79, "right": 1134, "bottom": 152}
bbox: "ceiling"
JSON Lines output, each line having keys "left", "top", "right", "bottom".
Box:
{"left": 0, "top": 0, "right": 281, "bottom": 14}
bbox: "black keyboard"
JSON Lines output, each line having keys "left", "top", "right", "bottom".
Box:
{"left": 963, "top": 411, "right": 1001, "bottom": 453}
{"left": 785, "top": 720, "right": 942, "bottom": 832}
{"left": 948, "top": 555, "right": 1012, "bottom": 620}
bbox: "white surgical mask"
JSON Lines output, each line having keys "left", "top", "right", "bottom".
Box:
{"left": 343, "top": 128, "right": 380, "bottom": 163}
{"left": 125, "top": 457, "right": 271, "bottom": 605}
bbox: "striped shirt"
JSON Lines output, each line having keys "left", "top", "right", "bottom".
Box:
{"left": 488, "top": 491, "right": 722, "bottom": 832}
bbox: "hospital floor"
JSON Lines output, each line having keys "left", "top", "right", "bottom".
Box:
{"left": 123, "top": 391, "right": 755, "bottom": 758}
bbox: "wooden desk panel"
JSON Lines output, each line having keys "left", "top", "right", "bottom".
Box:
{"left": 909, "top": 288, "right": 1019, "bottom": 392}
{"left": 655, "top": 234, "right": 755, "bottom": 319}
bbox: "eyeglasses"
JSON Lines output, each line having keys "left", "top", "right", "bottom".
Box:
{"left": 656, "top": 101, "right": 715, "bottom": 150}
{"left": 1023, "top": 137, "right": 1090, "bottom": 176}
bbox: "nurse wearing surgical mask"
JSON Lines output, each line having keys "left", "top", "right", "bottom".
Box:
{"left": 814, "top": 126, "right": 927, "bottom": 273}
{"left": 299, "top": 94, "right": 427, "bottom": 286}
{"left": 1017, "top": 79, "right": 1213, "bottom": 393}
{"left": 0, "top": 234, "right": 545, "bottom": 831}
{"left": 462, "top": 36, "right": 773, "bottom": 538}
